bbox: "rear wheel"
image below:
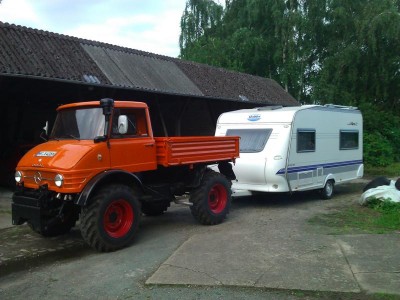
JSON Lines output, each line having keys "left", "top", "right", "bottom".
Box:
{"left": 320, "top": 180, "right": 334, "bottom": 199}
{"left": 80, "top": 184, "right": 141, "bottom": 252}
{"left": 189, "top": 170, "right": 231, "bottom": 225}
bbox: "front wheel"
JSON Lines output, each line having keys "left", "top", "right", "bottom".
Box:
{"left": 189, "top": 170, "right": 231, "bottom": 225}
{"left": 320, "top": 180, "right": 334, "bottom": 199}
{"left": 80, "top": 184, "right": 141, "bottom": 252}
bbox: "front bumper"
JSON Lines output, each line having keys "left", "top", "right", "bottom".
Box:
{"left": 12, "top": 185, "right": 53, "bottom": 231}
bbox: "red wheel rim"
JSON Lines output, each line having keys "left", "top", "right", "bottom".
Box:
{"left": 103, "top": 199, "right": 134, "bottom": 238}
{"left": 208, "top": 183, "right": 227, "bottom": 214}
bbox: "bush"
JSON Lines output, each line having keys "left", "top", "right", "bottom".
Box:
{"left": 360, "top": 102, "right": 400, "bottom": 167}
{"left": 363, "top": 132, "right": 394, "bottom": 167}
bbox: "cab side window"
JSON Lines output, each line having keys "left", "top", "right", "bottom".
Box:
{"left": 111, "top": 109, "right": 136, "bottom": 137}
{"left": 111, "top": 108, "right": 149, "bottom": 138}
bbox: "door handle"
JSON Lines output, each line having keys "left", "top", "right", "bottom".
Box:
{"left": 144, "top": 143, "right": 154, "bottom": 147}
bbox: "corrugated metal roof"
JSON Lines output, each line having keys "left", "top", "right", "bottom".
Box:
{"left": 0, "top": 22, "right": 299, "bottom": 106}
{"left": 0, "top": 24, "right": 110, "bottom": 83}
{"left": 176, "top": 61, "right": 293, "bottom": 105}
{"left": 82, "top": 44, "right": 202, "bottom": 95}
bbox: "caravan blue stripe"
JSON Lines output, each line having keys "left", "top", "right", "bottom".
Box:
{"left": 276, "top": 160, "right": 363, "bottom": 175}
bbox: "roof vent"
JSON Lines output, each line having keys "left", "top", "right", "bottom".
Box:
{"left": 323, "top": 104, "right": 358, "bottom": 110}
{"left": 257, "top": 105, "right": 283, "bottom": 111}
{"left": 83, "top": 74, "right": 101, "bottom": 84}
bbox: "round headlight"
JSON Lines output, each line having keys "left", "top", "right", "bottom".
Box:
{"left": 54, "top": 174, "right": 64, "bottom": 187}
{"left": 15, "top": 171, "right": 23, "bottom": 183}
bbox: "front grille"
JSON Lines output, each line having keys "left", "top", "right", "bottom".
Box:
{"left": 23, "top": 170, "right": 55, "bottom": 187}
{"left": 20, "top": 169, "right": 93, "bottom": 192}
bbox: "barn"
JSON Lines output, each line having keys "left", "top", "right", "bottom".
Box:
{"left": 0, "top": 22, "right": 298, "bottom": 186}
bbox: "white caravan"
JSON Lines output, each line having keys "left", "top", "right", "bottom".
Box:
{"left": 215, "top": 105, "right": 363, "bottom": 198}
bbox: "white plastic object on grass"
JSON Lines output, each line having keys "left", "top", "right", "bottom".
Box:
{"left": 359, "top": 179, "right": 400, "bottom": 205}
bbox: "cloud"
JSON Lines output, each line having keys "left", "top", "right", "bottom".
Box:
{"left": 64, "top": 7, "right": 183, "bottom": 57}
{"left": 0, "top": 0, "right": 186, "bottom": 57}
{"left": 0, "top": 0, "right": 43, "bottom": 26}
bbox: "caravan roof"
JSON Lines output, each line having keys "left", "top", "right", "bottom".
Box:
{"left": 217, "top": 105, "right": 314, "bottom": 124}
{"left": 217, "top": 105, "right": 360, "bottom": 124}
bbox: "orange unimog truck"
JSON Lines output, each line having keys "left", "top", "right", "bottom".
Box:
{"left": 12, "top": 98, "right": 239, "bottom": 252}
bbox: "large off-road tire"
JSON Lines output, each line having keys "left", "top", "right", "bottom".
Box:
{"left": 189, "top": 169, "right": 231, "bottom": 225}
{"left": 80, "top": 184, "right": 141, "bottom": 252}
{"left": 141, "top": 200, "right": 170, "bottom": 216}
{"left": 28, "top": 205, "right": 79, "bottom": 237}
{"left": 320, "top": 179, "right": 334, "bottom": 200}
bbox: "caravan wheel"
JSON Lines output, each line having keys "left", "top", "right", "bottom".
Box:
{"left": 320, "top": 180, "right": 334, "bottom": 199}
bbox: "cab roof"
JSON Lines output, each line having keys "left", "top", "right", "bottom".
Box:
{"left": 57, "top": 100, "right": 148, "bottom": 111}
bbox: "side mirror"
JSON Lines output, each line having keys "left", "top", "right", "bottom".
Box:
{"left": 43, "top": 121, "right": 48, "bottom": 135}
{"left": 118, "top": 115, "right": 128, "bottom": 134}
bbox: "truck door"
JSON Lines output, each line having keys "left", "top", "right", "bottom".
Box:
{"left": 109, "top": 108, "right": 157, "bottom": 172}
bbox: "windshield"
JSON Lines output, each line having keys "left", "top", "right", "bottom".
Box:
{"left": 50, "top": 107, "right": 105, "bottom": 140}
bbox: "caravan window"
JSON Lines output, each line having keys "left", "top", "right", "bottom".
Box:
{"left": 340, "top": 130, "right": 359, "bottom": 150}
{"left": 297, "top": 129, "right": 315, "bottom": 153}
{"left": 226, "top": 129, "right": 272, "bottom": 153}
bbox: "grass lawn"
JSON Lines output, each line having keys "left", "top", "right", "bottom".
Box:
{"left": 365, "top": 162, "right": 400, "bottom": 178}
{"left": 309, "top": 199, "right": 400, "bottom": 234}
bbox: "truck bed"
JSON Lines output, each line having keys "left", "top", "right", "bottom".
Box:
{"left": 155, "top": 136, "right": 239, "bottom": 167}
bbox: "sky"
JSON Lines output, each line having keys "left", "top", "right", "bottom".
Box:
{"left": 0, "top": 0, "right": 189, "bottom": 57}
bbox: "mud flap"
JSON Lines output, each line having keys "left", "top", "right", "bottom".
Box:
{"left": 218, "top": 161, "right": 236, "bottom": 180}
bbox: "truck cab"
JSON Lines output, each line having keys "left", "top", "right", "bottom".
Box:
{"left": 16, "top": 99, "right": 157, "bottom": 194}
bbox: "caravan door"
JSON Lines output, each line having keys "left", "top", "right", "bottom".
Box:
{"left": 226, "top": 128, "right": 272, "bottom": 185}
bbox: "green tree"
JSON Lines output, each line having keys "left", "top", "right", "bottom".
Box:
{"left": 179, "top": 0, "right": 224, "bottom": 59}
{"left": 312, "top": 0, "right": 400, "bottom": 111}
{"left": 180, "top": 0, "right": 332, "bottom": 103}
{"left": 179, "top": 0, "right": 400, "bottom": 165}
{"left": 180, "top": 0, "right": 399, "bottom": 108}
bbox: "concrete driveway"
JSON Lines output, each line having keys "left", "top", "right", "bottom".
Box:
{"left": 0, "top": 180, "right": 399, "bottom": 298}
